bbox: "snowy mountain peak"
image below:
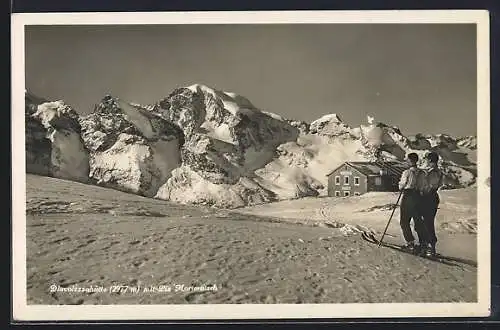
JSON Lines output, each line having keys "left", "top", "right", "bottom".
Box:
{"left": 316, "top": 113, "right": 343, "bottom": 123}
{"left": 309, "top": 113, "right": 351, "bottom": 136}
{"left": 93, "top": 95, "right": 123, "bottom": 114}
{"left": 183, "top": 83, "right": 258, "bottom": 115}
{"left": 153, "top": 84, "right": 296, "bottom": 147}
{"left": 25, "top": 92, "right": 90, "bottom": 183}
{"left": 25, "top": 90, "right": 49, "bottom": 108}
{"left": 186, "top": 83, "right": 221, "bottom": 96}
{"left": 25, "top": 90, "right": 50, "bottom": 116}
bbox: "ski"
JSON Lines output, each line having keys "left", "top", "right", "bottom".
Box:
{"left": 360, "top": 231, "right": 465, "bottom": 268}
{"left": 361, "top": 231, "right": 477, "bottom": 268}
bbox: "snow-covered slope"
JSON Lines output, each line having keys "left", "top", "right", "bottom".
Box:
{"left": 255, "top": 114, "right": 472, "bottom": 196}
{"left": 25, "top": 174, "right": 477, "bottom": 305}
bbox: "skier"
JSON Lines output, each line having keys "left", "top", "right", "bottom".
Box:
{"left": 398, "top": 152, "right": 427, "bottom": 253}
{"left": 419, "top": 151, "right": 443, "bottom": 257}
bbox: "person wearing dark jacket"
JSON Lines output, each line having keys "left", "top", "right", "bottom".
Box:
{"left": 398, "top": 152, "right": 426, "bottom": 252}
{"left": 420, "top": 152, "right": 443, "bottom": 256}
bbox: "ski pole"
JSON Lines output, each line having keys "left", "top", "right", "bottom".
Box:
{"left": 378, "top": 190, "right": 403, "bottom": 247}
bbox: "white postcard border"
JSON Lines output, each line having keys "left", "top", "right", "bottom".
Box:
{"left": 11, "top": 10, "right": 491, "bottom": 321}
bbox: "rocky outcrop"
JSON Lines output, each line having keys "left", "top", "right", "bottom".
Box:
{"left": 287, "top": 119, "right": 310, "bottom": 135}
{"left": 79, "top": 96, "right": 184, "bottom": 197}
{"left": 457, "top": 136, "right": 477, "bottom": 150}
{"left": 25, "top": 93, "right": 90, "bottom": 182}
{"left": 26, "top": 92, "right": 51, "bottom": 175}
{"left": 26, "top": 114, "right": 52, "bottom": 176}
{"left": 425, "top": 134, "right": 459, "bottom": 150}
{"left": 408, "top": 133, "right": 433, "bottom": 150}
{"left": 309, "top": 114, "right": 352, "bottom": 138}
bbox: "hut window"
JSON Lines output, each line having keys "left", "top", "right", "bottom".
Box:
{"left": 335, "top": 176, "right": 340, "bottom": 185}
{"left": 335, "top": 191, "right": 340, "bottom": 197}
{"left": 375, "top": 177, "right": 382, "bottom": 186}
{"left": 354, "top": 177, "right": 360, "bottom": 186}
{"left": 343, "top": 191, "right": 350, "bottom": 197}
{"left": 354, "top": 192, "right": 360, "bottom": 196}
{"left": 344, "top": 176, "right": 349, "bottom": 185}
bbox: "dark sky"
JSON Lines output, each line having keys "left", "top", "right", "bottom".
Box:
{"left": 25, "top": 24, "right": 476, "bottom": 136}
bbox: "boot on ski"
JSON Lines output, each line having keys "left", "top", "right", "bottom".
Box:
{"left": 425, "top": 243, "right": 437, "bottom": 257}
{"left": 416, "top": 242, "right": 429, "bottom": 256}
{"left": 401, "top": 241, "right": 416, "bottom": 253}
